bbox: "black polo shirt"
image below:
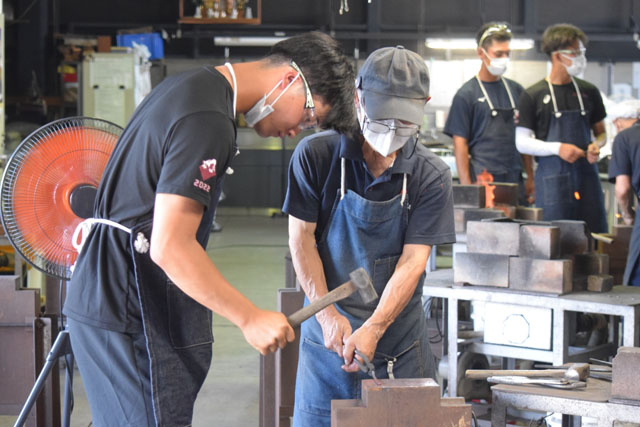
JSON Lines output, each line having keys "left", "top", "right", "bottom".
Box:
{"left": 283, "top": 131, "right": 456, "bottom": 246}
{"left": 609, "top": 123, "right": 640, "bottom": 197}
{"left": 64, "top": 66, "right": 237, "bottom": 332}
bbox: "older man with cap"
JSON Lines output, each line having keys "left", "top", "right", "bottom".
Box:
{"left": 608, "top": 99, "right": 640, "bottom": 285}
{"left": 283, "top": 45, "right": 455, "bottom": 426}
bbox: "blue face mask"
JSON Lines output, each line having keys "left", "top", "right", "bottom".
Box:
{"left": 244, "top": 74, "right": 301, "bottom": 127}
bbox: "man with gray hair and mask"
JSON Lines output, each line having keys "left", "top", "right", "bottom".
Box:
{"left": 283, "top": 46, "right": 455, "bottom": 427}
{"left": 608, "top": 99, "right": 640, "bottom": 285}
{"left": 516, "top": 23, "right": 608, "bottom": 233}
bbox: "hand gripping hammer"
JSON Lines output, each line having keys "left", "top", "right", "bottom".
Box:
{"left": 287, "top": 267, "right": 377, "bottom": 328}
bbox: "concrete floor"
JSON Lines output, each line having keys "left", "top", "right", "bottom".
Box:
{"left": 2, "top": 212, "right": 290, "bottom": 427}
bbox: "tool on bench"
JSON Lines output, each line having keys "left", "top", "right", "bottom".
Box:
{"left": 354, "top": 350, "right": 381, "bottom": 386}
{"left": 486, "top": 376, "right": 587, "bottom": 390}
{"left": 286, "top": 267, "right": 376, "bottom": 328}
{"left": 466, "top": 362, "right": 590, "bottom": 382}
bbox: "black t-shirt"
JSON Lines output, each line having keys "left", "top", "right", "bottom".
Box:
{"left": 609, "top": 123, "right": 640, "bottom": 198}
{"left": 283, "top": 131, "right": 456, "bottom": 247}
{"left": 64, "top": 66, "right": 237, "bottom": 332}
{"left": 517, "top": 78, "right": 606, "bottom": 140}
{"left": 444, "top": 77, "right": 524, "bottom": 145}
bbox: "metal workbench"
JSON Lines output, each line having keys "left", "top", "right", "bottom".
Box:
{"left": 491, "top": 378, "right": 640, "bottom": 426}
{"left": 424, "top": 269, "right": 640, "bottom": 397}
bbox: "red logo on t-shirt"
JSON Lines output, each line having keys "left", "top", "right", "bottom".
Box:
{"left": 200, "top": 159, "right": 217, "bottom": 181}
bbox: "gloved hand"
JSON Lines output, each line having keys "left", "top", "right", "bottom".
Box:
{"left": 317, "top": 307, "right": 352, "bottom": 357}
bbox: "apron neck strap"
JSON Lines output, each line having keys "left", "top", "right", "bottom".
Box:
{"left": 546, "top": 76, "right": 586, "bottom": 118}
{"left": 224, "top": 62, "right": 237, "bottom": 118}
{"left": 475, "top": 75, "right": 517, "bottom": 117}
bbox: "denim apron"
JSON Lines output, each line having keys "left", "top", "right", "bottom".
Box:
{"left": 293, "top": 158, "right": 434, "bottom": 427}
{"left": 534, "top": 77, "right": 608, "bottom": 233}
{"left": 624, "top": 204, "right": 640, "bottom": 285}
{"left": 469, "top": 75, "right": 521, "bottom": 184}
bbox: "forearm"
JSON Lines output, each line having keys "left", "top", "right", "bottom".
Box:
{"left": 452, "top": 136, "right": 472, "bottom": 184}
{"left": 288, "top": 218, "right": 338, "bottom": 321}
{"left": 615, "top": 176, "right": 635, "bottom": 220}
{"left": 516, "top": 126, "right": 561, "bottom": 157}
{"left": 363, "top": 245, "right": 431, "bottom": 339}
{"left": 521, "top": 154, "right": 534, "bottom": 179}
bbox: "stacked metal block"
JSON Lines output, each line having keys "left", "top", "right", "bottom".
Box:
{"left": 454, "top": 218, "right": 611, "bottom": 294}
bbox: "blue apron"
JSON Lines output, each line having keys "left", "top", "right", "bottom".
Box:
{"left": 469, "top": 76, "right": 521, "bottom": 185}
{"left": 293, "top": 158, "right": 435, "bottom": 427}
{"left": 624, "top": 204, "right": 640, "bottom": 285}
{"left": 534, "top": 78, "right": 608, "bottom": 233}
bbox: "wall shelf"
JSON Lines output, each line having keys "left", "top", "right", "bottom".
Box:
{"left": 178, "top": 0, "right": 261, "bottom": 25}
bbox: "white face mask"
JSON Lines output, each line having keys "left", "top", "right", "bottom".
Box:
{"left": 482, "top": 48, "right": 509, "bottom": 76}
{"left": 561, "top": 53, "right": 587, "bottom": 77}
{"left": 356, "top": 99, "right": 413, "bottom": 157}
{"left": 244, "top": 74, "right": 300, "bottom": 127}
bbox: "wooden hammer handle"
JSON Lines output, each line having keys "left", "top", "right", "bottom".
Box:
{"left": 466, "top": 369, "right": 565, "bottom": 380}
{"left": 287, "top": 280, "right": 356, "bottom": 328}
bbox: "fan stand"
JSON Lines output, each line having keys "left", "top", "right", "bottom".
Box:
{"left": 15, "top": 315, "right": 74, "bottom": 427}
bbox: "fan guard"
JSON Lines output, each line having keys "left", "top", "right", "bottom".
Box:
{"left": 1, "top": 117, "right": 122, "bottom": 280}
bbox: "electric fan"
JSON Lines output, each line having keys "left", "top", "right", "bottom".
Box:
{"left": 1, "top": 116, "right": 123, "bottom": 280}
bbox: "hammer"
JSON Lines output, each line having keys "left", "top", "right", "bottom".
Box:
{"left": 287, "top": 267, "right": 377, "bottom": 328}
{"left": 466, "top": 362, "right": 590, "bottom": 382}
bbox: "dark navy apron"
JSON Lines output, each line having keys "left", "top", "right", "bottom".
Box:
{"left": 624, "top": 204, "right": 640, "bottom": 285}
{"left": 534, "top": 77, "right": 608, "bottom": 233}
{"left": 469, "top": 75, "right": 521, "bottom": 184}
{"left": 130, "top": 217, "right": 214, "bottom": 426}
{"left": 293, "top": 158, "right": 435, "bottom": 427}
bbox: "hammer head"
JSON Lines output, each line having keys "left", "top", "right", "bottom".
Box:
{"left": 348, "top": 267, "right": 377, "bottom": 303}
{"left": 565, "top": 363, "right": 590, "bottom": 381}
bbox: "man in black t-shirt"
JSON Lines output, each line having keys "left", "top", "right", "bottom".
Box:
{"left": 516, "top": 23, "right": 608, "bottom": 233}
{"left": 608, "top": 100, "right": 640, "bottom": 285}
{"left": 444, "top": 22, "right": 533, "bottom": 204}
{"left": 63, "top": 32, "right": 356, "bottom": 426}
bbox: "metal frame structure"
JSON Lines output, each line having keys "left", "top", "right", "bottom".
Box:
{"left": 424, "top": 269, "right": 640, "bottom": 397}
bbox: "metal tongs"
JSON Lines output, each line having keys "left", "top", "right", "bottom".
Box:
{"left": 354, "top": 350, "right": 381, "bottom": 385}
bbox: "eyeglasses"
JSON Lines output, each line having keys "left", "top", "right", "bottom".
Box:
{"left": 290, "top": 61, "right": 319, "bottom": 130}
{"left": 555, "top": 47, "right": 586, "bottom": 57}
{"left": 478, "top": 24, "right": 511, "bottom": 47}
{"left": 365, "top": 119, "right": 420, "bottom": 137}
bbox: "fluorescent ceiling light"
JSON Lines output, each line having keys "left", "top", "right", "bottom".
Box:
{"left": 213, "top": 36, "right": 287, "bottom": 47}
{"left": 425, "top": 38, "right": 534, "bottom": 50}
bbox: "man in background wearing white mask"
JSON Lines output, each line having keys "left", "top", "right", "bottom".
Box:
{"left": 516, "top": 23, "right": 608, "bottom": 233}
{"left": 283, "top": 46, "right": 455, "bottom": 427}
{"left": 445, "top": 22, "right": 534, "bottom": 204}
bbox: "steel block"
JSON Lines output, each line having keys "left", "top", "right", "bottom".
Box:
{"left": 331, "top": 379, "right": 471, "bottom": 427}
{"left": 492, "top": 183, "right": 519, "bottom": 206}
{"left": 454, "top": 252, "right": 510, "bottom": 287}
{"left": 509, "top": 257, "right": 572, "bottom": 294}
{"left": 452, "top": 184, "right": 485, "bottom": 208}
{"left": 573, "top": 253, "right": 610, "bottom": 276}
{"left": 518, "top": 225, "right": 560, "bottom": 259}
{"left": 612, "top": 347, "right": 640, "bottom": 401}
{"left": 551, "top": 220, "right": 592, "bottom": 255}
{"left": 454, "top": 208, "right": 505, "bottom": 233}
{"left": 493, "top": 204, "right": 517, "bottom": 219}
{"left": 587, "top": 274, "right": 614, "bottom": 292}
{"left": 515, "top": 206, "right": 544, "bottom": 221}
{"left": 467, "top": 220, "right": 521, "bottom": 256}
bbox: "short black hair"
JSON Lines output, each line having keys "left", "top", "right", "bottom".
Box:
{"left": 541, "top": 23, "right": 588, "bottom": 57}
{"left": 268, "top": 31, "right": 356, "bottom": 135}
{"left": 476, "top": 22, "right": 512, "bottom": 49}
